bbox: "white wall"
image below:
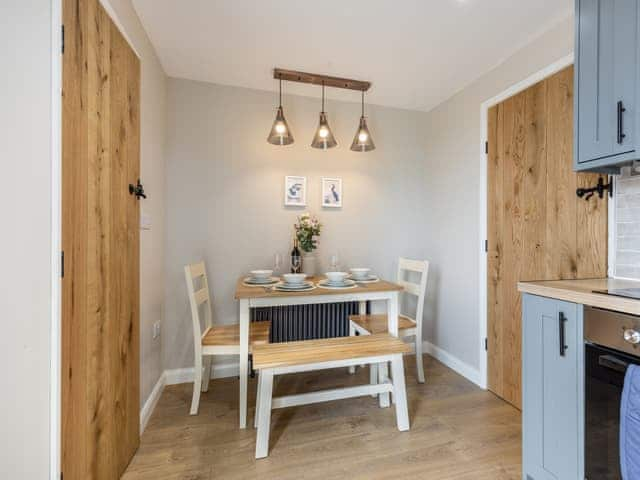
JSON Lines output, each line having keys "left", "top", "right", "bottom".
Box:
{"left": 0, "top": 1, "right": 55, "bottom": 477}
{"left": 104, "top": 0, "right": 167, "bottom": 407}
{"left": 421, "top": 15, "right": 574, "bottom": 372}
{"left": 164, "top": 78, "right": 429, "bottom": 370}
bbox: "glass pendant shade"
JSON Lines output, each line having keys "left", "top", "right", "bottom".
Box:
{"left": 350, "top": 90, "right": 375, "bottom": 152}
{"left": 311, "top": 112, "right": 338, "bottom": 149}
{"left": 311, "top": 83, "right": 337, "bottom": 149}
{"left": 267, "top": 106, "right": 294, "bottom": 145}
{"left": 350, "top": 116, "right": 375, "bottom": 152}
{"left": 267, "top": 77, "right": 294, "bottom": 146}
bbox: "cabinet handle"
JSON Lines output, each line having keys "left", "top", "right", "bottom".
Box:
{"left": 617, "top": 101, "right": 627, "bottom": 144}
{"left": 559, "top": 312, "right": 568, "bottom": 357}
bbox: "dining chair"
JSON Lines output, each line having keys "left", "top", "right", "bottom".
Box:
{"left": 185, "top": 261, "right": 270, "bottom": 415}
{"left": 348, "top": 257, "right": 429, "bottom": 383}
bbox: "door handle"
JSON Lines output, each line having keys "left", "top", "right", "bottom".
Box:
{"left": 559, "top": 312, "right": 568, "bottom": 357}
{"left": 617, "top": 100, "right": 626, "bottom": 144}
{"left": 129, "top": 179, "right": 147, "bottom": 200}
{"left": 598, "top": 354, "right": 629, "bottom": 373}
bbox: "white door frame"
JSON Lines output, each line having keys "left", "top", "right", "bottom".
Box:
{"left": 477, "top": 54, "right": 575, "bottom": 390}
{"left": 50, "top": 1, "right": 140, "bottom": 478}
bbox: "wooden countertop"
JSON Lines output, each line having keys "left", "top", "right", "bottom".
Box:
{"left": 518, "top": 278, "right": 640, "bottom": 316}
{"left": 234, "top": 276, "right": 403, "bottom": 300}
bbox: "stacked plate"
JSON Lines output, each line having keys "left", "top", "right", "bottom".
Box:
{"left": 244, "top": 270, "right": 279, "bottom": 286}
{"left": 349, "top": 268, "right": 379, "bottom": 283}
{"left": 274, "top": 274, "right": 315, "bottom": 292}
{"left": 318, "top": 272, "right": 357, "bottom": 289}
{"left": 318, "top": 278, "right": 356, "bottom": 289}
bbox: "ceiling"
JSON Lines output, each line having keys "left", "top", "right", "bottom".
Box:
{"left": 132, "top": 0, "right": 572, "bottom": 112}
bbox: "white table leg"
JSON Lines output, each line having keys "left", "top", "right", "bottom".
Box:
{"left": 239, "top": 299, "right": 250, "bottom": 429}
{"left": 379, "top": 291, "right": 399, "bottom": 407}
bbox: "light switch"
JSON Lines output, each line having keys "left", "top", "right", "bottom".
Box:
{"left": 140, "top": 210, "right": 152, "bottom": 230}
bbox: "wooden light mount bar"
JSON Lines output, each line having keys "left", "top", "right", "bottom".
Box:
{"left": 274, "top": 68, "right": 371, "bottom": 92}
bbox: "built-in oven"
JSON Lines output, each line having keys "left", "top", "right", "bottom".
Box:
{"left": 585, "top": 306, "right": 640, "bottom": 480}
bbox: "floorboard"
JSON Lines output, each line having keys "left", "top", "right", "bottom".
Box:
{"left": 123, "top": 355, "right": 521, "bottom": 480}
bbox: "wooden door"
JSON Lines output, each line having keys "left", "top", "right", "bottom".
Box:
{"left": 487, "top": 66, "right": 607, "bottom": 409}
{"left": 61, "top": 0, "right": 140, "bottom": 478}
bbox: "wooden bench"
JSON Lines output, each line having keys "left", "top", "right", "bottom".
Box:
{"left": 252, "top": 333, "right": 411, "bottom": 459}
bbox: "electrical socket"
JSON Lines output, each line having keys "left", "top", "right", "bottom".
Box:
{"left": 152, "top": 321, "right": 161, "bottom": 339}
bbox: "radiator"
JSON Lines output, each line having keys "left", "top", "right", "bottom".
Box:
{"left": 251, "top": 302, "right": 368, "bottom": 343}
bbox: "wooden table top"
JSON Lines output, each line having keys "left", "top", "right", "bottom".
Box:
{"left": 234, "top": 275, "right": 403, "bottom": 300}
{"left": 518, "top": 277, "right": 640, "bottom": 316}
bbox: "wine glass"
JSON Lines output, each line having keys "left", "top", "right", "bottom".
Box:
{"left": 273, "top": 253, "right": 283, "bottom": 275}
{"left": 329, "top": 253, "right": 340, "bottom": 271}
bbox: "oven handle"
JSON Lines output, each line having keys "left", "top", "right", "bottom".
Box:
{"left": 598, "top": 354, "right": 630, "bottom": 373}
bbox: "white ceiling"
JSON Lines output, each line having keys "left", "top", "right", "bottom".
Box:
{"left": 132, "top": 0, "right": 572, "bottom": 112}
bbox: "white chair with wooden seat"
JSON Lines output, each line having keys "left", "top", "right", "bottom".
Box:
{"left": 185, "top": 261, "right": 270, "bottom": 415}
{"left": 252, "top": 334, "right": 411, "bottom": 458}
{"left": 349, "top": 257, "right": 429, "bottom": 383}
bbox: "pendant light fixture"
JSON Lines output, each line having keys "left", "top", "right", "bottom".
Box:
{"left": 267, "top": 76, "right": 294, "bottom": 146}
{"left": 311, "top": 82, "right": 337, "bottom": 150}
{"left": 350, "top": 90, "right": 375, "bottom": 152}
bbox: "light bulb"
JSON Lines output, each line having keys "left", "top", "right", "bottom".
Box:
{"left": 358, "top": 131, "right": 368, "bottom": 143}
{"left": 319, "top": 126, "right": 329, "bottom": 138}
{"left": 275, "top": 122, "right": 286, "bottom": 134}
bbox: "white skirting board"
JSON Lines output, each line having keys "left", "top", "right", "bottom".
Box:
{"left": 139, "top": 342, "right": 482, "bottom": 431}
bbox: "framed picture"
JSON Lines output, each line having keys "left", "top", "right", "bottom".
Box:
{"left": 284, "top": 176, "right": 307, "bottom": 207}
{"left": 321, "top": 177, "right": 342, "bottom": 208}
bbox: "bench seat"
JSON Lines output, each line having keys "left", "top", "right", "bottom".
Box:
{"left": 252, "top": 333, "right": 411, "bottom": 458}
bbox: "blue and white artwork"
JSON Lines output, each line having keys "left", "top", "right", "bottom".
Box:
{"left": 322, "top": 177, "right": 342, "bottom": 208}
{"left": 284, "top": 176, "right": 307, "bottom": 206}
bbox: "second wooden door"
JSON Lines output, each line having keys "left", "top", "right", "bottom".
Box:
{"left": 487, "top": 66, "right": 607, "bottom": 409}
{"left": 61, "top": 0, "right": 141, "bottom": 478}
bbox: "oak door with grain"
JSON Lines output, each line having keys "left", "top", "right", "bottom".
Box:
{"left": 486, "top": 66, "right": 607, "bottom": 409}
{"left": 61, "top": 0, "right": 140, "bottom": 478}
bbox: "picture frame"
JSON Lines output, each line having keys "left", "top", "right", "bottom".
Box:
{"left": 321, "top": 177, "right": 342, "bottom": 208}
{"left": 284, "top": 176, "right": 307, "bottom": 207}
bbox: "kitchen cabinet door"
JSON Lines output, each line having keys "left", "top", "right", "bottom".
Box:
{"left": 522, "top": 294, "right": 584, "bottom": 480}
{"left": 575, "top": 0, "right": 639, "bottom": 171}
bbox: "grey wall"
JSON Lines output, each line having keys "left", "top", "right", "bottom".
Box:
{"left": 0, "top": 1, "right": 54, "bottom": 477}
{"left": 107, "top": 0, "right": 168, "bottom": 407}
{"left": 164, "top": 78, "right": 429, "bottom": 370}
{"left": 420, "top": 16, "right": 574, "bottom": 372}
{"left": 614, "top": 168, "right": 640, "bottom": 279}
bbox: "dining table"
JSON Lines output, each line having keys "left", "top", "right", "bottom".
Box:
{"left": 233, "top": 275, "right": 404, "bottom": 428}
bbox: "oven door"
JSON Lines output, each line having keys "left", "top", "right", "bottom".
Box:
{"left": 585, "top": 343, "right": 640, "bottom": 480}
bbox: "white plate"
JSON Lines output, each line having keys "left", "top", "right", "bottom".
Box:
{"left": 243, "top": 277, "right": 279, "bottom": 286}
{"left": 317, "top": 279, "right": 357, "bottom": 289}
{"left": 276, "top": 281, "right": 314, "bottom": 289}
{"left": 349, "top": 275, "right": 379, "bottom": 283}
{"left": 274, "top": 283, "right": 316, "bottom": 292}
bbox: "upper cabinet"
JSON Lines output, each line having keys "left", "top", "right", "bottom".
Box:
{"left": 575, "top": 0, "right": 640, "bottom": 172}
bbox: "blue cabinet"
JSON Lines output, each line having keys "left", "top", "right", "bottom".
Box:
{"left": 575, "top": 0, "right": 640, "bottom": 172}
{"left": 522, "top": 294, "right": 584, "bottom": 480}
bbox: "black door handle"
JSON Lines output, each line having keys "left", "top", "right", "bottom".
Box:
{"left": 559, "top": 312, "right": 568, "bottom": 357}
{"left": 129, "top": 179, "right": 147, "bottom": 200}
{"left": 617, "top": 100, "right": 626, "bottom": 144}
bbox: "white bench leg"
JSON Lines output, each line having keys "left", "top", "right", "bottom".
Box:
{"left": 391, "top": 354, "right": 409, "bottom": 431}
{"left": 378, "top": 362, "right": 390, "bottom": 408}
{"left": 369, "top": 363, "right": 378, "bottom": 397}
{"left": 348, "top": 322, "right": 356, "bottom": 374}
{"left": 190, "top": 355, "right": 203, "bottom": 415}
{"left": 255, "top": 370, "right": 274, "bottom": 459}
{"left": 201, "top": 355, "right": 212, "bottom": 392}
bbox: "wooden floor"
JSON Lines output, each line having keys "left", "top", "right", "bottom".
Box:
{"left": 123, "top": 355, "right": 521, "bottom": 480}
